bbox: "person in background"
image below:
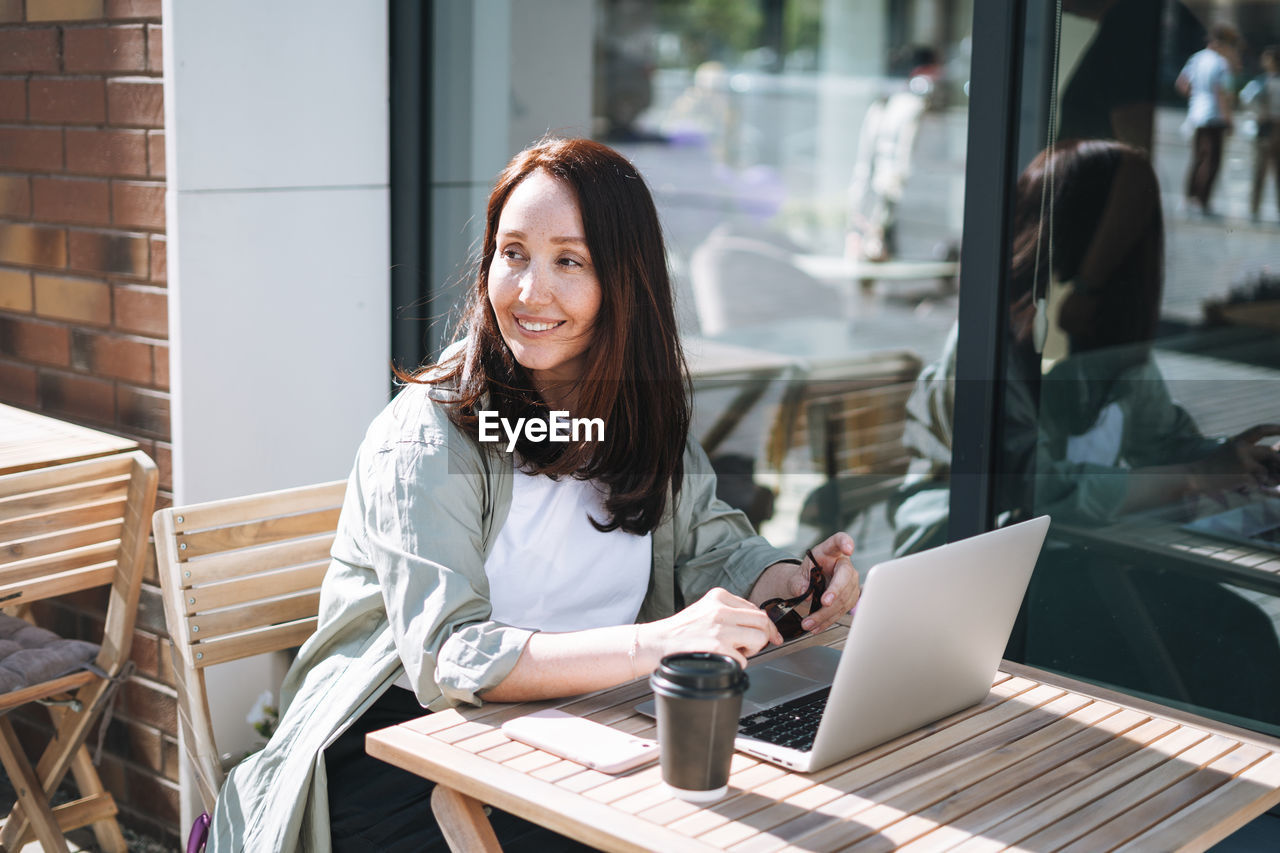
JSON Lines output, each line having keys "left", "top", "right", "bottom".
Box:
{"left": 1243, "top": 45, "right": 1280, "bottom": 222}
{"left": 1176, "top": 23, "right": 1241, "bottom": 217}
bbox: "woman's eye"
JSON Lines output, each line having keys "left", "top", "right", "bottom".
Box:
{"left": 501, "top": 248, "right": 525, "bottom": 261}
{"left": 558, "top": 256, "right": 584, "bottom": 268}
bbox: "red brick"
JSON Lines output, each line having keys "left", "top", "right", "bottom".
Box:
{"left": 152, "top": 341, "right": 166, "bottom": 389}
{"left": 38, "top": 369, "right": 115, "bottom": 424}
{"left": 153, "top": 438, "right": 170, "bottom": 492}
{"left": 146, "top": 129, "right": 163, "bottom": 177}
{"left": 0, "top": 175, "right": 31, "bottom": 217}
{"left": 64, "top": 25, "right": 147, "bottom": 74}
{"left": 32, "top": 175, "right": 111, "bottom": 226}
{"left": 0, "top": 266, "right": 32, "bottom": 311}
{"left": 0, "top": 359, "right": 38, "bottom": 406}
{"left": 0, "top": 222, "right": 67, "bottom": 268}
{"left": 123, "top": 765, "right": 179, "bottom": 827}
{"left": 28, "top": 78, "right": 107, "bottom": 125}
{"left": 0, "top": 30, "right": 59, "bottom": 74}
{"left": 127, "top": 628, "right": 160, "bottom": 681}
{"left": 160, "top": 733, "right": 179, "bottom": 780}
{"left": 26, "top": 0, "right": 105, "bottom": 22}
{"left": 116, "top": 381, "right": 166, "bottom": 436}
{"left": 0, "top": 127, "right": 64, "bottom": 171}
{"left": 122, "top": 677, "right": 176, "bottom": 731}
{"left": 34, "top": 272, "right": 110, "bottom": 324}
{"left": 68, "top": 228, "right": 148, "bottom": 277}
{"left": 148, "top": 234, "right": 164, "bottom": 282}
{"left": 146, "top": 23, "right": 161, "bottom": 73}
{"left": 0, "top": 1, "right": 21, "bottom": 24}
{"left": 0, "top": 78, "right": 25, "bottom": 121}
{"left": 106, "top": 77, "right": 162, "bottom": 128}
{"left": 111, "top": 180, "right": 163, "bottom": 230}
{"left": 112, "top": 282, "right": 165, "bottom": 336}
{"left": 71, "top": 328, "right": 153, "bottom": 383}
{"left": 0, "top": 316, "right": 69, "bottom": 365}
{"left": 106, "top": 0, "right": 160, "bottom": 20}
{"left": 66, "top": 128, "right": 148, "bottom": 177}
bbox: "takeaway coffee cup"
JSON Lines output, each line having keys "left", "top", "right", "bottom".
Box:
{"left": 649, "top": 652, "right": 749, "bottom": 802}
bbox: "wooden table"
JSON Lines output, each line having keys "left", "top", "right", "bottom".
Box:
{"left": 366, "top": 626, "right": 1280, "bottom": 852}
{"left": 0, "top": 403, "right": 137, "bottom": 476}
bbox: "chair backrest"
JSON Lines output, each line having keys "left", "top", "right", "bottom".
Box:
{"left": 0, "top": 451, "right": 158, "bottom": 687}
{"left": 152, "top": 480, "right": 346, "bottom": 813}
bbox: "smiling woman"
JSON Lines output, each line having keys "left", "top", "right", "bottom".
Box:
{"left": 204, "top": 138, "right": 862, "bottom": 853}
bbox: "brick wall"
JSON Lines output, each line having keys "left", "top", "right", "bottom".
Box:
{"left": 0, "top": 0, "right": 178, "bottom": 845}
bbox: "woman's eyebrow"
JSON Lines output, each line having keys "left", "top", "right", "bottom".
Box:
{"left": 498, "top": 229, "right": 587, "bottom": 246}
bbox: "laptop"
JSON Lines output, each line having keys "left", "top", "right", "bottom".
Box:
{"left": 637, "top": 515, "right": 1050, "bottom": 773}
{"left": 1181, "top": 497, "right": 1280, "bottom": 555}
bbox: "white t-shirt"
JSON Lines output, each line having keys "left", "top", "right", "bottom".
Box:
{"left": 1180, "top": 48, "right": 1232, "bottom": 128}
{"left": 485, "top": 464, "right": 652, "bottom": 631}
{"left": 395, "top": 461, "right": 652, "bottom": 696}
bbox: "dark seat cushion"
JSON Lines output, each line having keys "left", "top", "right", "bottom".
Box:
{"left": 0, "top": 613, "right": 100, "bottom": 695}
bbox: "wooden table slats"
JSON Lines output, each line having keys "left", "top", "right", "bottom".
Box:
{"left": 0, "top": 404, "right": 136, "bottom": 476}
{"left": 366, "top": 628, "right": 1280, "bottom": 852}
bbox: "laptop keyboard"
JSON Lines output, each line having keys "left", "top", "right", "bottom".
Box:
{"left": 738, "top": 687, "right": 831, "bottom": 752}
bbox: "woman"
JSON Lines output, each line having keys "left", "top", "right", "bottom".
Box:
{"left": 208, "top": 138, "right": 861, "bottom": 852}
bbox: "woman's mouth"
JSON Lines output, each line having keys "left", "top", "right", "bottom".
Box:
{"left": 516, "top": 317, "right": 565, "bottom": 333}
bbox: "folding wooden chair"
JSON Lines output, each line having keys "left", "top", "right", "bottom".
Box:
{"left": 151, "top": 480, "right": 346, "bottom": 847}
{"left": 0, "top": 450, "right": 157, "bottom": 853}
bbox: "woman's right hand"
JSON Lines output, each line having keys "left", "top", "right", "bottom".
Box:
{"left": 1188, "top": 424, "right": 1280, "bottom": 496}
{"left": 641, "top": 588, "right": 783, "bottom": 670}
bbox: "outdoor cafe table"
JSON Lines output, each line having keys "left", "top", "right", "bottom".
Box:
{"left": 366, "top": 623, "right": 1280, "bottom": 852}
{"left": 0, "top": 402, "right": 137, "bottom": 476}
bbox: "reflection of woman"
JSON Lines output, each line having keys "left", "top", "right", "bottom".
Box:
{"left": 1010, "top": 140, "right": 1280, "bottom": 521}
{"left": 891, "top": 140, "right": 1279, "bottom": 554}
{"left": 208, "top": 139, "right": 861, "bottom": 852}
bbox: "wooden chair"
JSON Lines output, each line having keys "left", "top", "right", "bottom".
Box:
{"left": 766, "top": 351, "right": 923, "bottom": 536}
{"left": 0, "top": 450, "right": 158, "bottom": 853}
{"left": 151, "top": 480, "right": 346, "bottom": 841}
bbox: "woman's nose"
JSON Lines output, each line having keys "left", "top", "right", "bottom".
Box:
{"left": 518, "top": 264, "right": 552, "bottom": 306}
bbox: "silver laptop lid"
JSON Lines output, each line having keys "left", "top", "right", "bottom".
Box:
{"left": 805, "top": 514, "right": 1050, "bottom": 770}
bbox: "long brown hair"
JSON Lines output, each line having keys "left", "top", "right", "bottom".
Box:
{"left": 400, "top": 138, "right": 690, "bottom": 535}
{"left": 1009, "top": 138, "right": 1164, "bottom": 349}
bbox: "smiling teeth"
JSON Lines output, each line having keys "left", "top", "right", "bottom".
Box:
{"left": 518, "top": 319, "right": 561, "bottom": 332}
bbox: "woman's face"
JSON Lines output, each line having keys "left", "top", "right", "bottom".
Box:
{"left": 488, "top": 169, "right": 602, "bottom": 398}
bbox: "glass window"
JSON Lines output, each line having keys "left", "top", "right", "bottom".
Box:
{"left": 428, "top": 0, "right": 972, "bottom": 563}
{"left": 995, "top": 0, "right": 1280, "bottom": 735}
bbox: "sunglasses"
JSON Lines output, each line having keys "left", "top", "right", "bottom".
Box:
{"left": 761, "top": 548, "right": 828, "bottom": 641}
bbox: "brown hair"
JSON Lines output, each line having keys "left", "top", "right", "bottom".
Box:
{"left": 401, "top": 138, "right": 690, "bottom": 535}
{"left": 1009, "top": 139, "right": 1164, "bottom": 349}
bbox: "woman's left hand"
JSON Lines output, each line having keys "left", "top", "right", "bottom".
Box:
{"left": 798, "top": 532, "right": 861, "bottom": 633}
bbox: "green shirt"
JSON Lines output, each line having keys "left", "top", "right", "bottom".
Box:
{"left": 209, "top": 380, "right": 790, "bottom": 852}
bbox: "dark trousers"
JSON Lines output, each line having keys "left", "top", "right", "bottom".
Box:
{"left": 1186, "top": 124, "right": 1227, "bottom": 211}
{"left": 1252, "top": 123, "right": 1280, "bottom": 217}
{"left": 325, "top": 686, "right": 597, "bottom": 852}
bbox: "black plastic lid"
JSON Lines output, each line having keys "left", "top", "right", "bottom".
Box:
{"left": 650, "top": 652, "right": 747, "bottom": 697}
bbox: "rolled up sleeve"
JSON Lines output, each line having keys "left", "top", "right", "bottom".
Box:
{"left": 360, "top": 400, "right": 533, "bottom": 710}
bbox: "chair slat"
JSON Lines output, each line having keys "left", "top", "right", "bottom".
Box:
{"left": 2, "top": 520, "right": 124, "bottom": 563}
{"left": 180, "top": 536, "right": 334, "bottom": 588}
{"left": 0, "top": 671, "right": 98, "bottom": 713}
{"left": 186, "top": 561, "right": 328, "bottom": 613}
{"left": 0, "top": 497, "right": 127, "bottom": 543}
{"left": 175, "top": 506, "right": 342, "bottom": 560}
{"left": 0, "top": 454, "right": 133, "bottom": 500}
{"left": 172, "top": 481, "right": 346, "bottom": 532}
{"left": 0, "top": 562, "right": 116, "bottom": 607}
{"left": 189, "top": 619, "right": 317, "bottom": 669}
{"left": 0, "top": 475, "right": 131, "bottom": 524}
{"left": 186, "top": 590, "right": 322, "bottom": 643}
{"left": 0, "top": 541, "right": 119, "bottom": 587}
